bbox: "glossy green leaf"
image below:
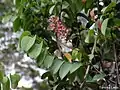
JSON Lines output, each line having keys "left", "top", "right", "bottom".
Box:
{"left": 21, "top": 35, "right": 36, "bottom": 51}
{"left": 49, "top": 5, "right": 55, "bottom": 14}
{"left": 101, "top": 18, "right": 109, "bottom": 35}
{"left": 70, "top": 63, "right": 82, "bottom": 74}
{"left": 92, "top": 73, "right": 106, "bottom": 82}
{"left": 0, "top": 71, "right": 3, "bottom": 81}
{"left": 77, "top": 52, "right": 82, "bottom": 61}
{"left": 28, "top": 42, "right": 43, "bottom": 59}
{"left": 44, "top": 55, "right": 54, "bottom": 68}
{"left": 53, "top": 84, "right": 59, "bottom": 90}
{"left": 54, "top": 2, "right": 62, "bottom": 15}
{"left": 18, "top": 31, "right": 31, "bottom": 50}
{"left": 62, "top": 1, "right": 69, "bottom": 9}
{"left": 2, "top": 77, "right": 10, "bottom": 90}
{"left": 0, "top": 63, "right": 4, "bottom": 81}
{"left": 72, "top": 48, "right": 79, "bottom": 60}
{"left": 13, "top": 17, "right": 21, "bottom": 32}
{"left": 10, "top": 74, "right": 21, "bottom": 89}
{"left": 86, "top": 74, "right": 93, "bottom": 82}
{"left": 77, "top": 67, "right": 85, "bottom": 81}
{"left": 104, "top": 2, "right": 116, "bottom": 13}
{"left": 19, "top": 31, "right": 31, "bottom": 43}
{"left": 59, "top": 62, "right": 72, "bottom": 79}
{"left": 37, "top": 48, "right": 48, "bottom": 66}
{"left": 41, "top": 71, "right": 50, "bottom": 79}
{"left": 85, "top": 29, "right": 94, "bottom": 43}
{"left": 51, "top": 59, "right": 64, "bottom": 74}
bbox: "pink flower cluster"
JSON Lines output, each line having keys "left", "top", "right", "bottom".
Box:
{"left": 48, "top": 16, "right": 69, "bottom": 39}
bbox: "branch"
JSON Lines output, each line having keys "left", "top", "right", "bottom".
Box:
{"left": 80, "top": 36, "right": 97, "bottom": 89}
{"left": 113, "top": 43, "right": 120, "bottom": 87}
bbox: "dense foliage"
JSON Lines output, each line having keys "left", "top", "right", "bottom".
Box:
{"left": 11, "top": 0, "right": 120, "bottom": 89}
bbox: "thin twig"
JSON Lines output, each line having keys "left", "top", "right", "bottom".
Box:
{"left": 80, "top": 36, "right": 97, "bottom": 89}
{"left": 80, "top": 65, "right": 90, "bottom": 88}
{"left": 92, "top": 64, "right": 102, "bottom": 74}
{"left": 113, "top": 44, "right": 120, "bottom": 87}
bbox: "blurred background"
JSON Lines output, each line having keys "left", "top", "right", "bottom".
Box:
{"left": 0, "top": 0, "right": 49, "bottom": 90}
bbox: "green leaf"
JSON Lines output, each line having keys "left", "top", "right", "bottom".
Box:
{"left": 92, "top": 73, "right": 106, "bottom": 82}
{"left": 54, "top": 2, "right": 62, "bottom": 15}
{"left": 63, "top": 0, "right": 72, "bottom": 5}
{"left": 41, "top": 71, "right": 50, "bottom": 79}
{"left": 52, "top": 0, "right": 62, "bottom": 3}
{"left": 13, "top": 17, "right": 21, "bottom": 32}
{"left": 21, "top": 0, "right": 27, "bottom": 5}
{"left": 2, "top": 77, "right": 10, "bottom": 90}
{"left": 104, "top": 2, "right": 116, "bottom": 13}
{"left": 18, "top": 31, "right": 31, "bottom": 50}
{"left": 59, "top": 62, "right": 72, "bottom": 79}
{"left": 71, "top": 2, "right": 77, "bottom": 14}
{"left": 2, "top": 14, "right": 12, "bottom": 23}
{"left": 19, "top": 31, "right": 31, "bottom": 43}
{"left": 86, "top": 0, "right": 93, "bottom": 9}
{"left": 0, "top": 62, "right": 4, "bottom": 72}
{"left": 62, "top": 1, "right": 69, "bottom": 9}
{"left": 86, "top": 75, "right": 93, "bottom": 82}
{"left": 44, "top": 55, "right": 54, "bottom": 68}
{"left": 113, "top": 18, "right": 120, "bottom": 26}
{"left": 53, "top": 85, "right": 59, "bottom": 90}
{"left": 15, "top": 0, "right": 21, "bottom": 8}
{"left": 72, "top": 48, "right": 79, "bottom": 60}
{"left": 85, "top": 29, "right": 94, "bottom": 43}
{"left": 77, "top": 66, "right": 85, "bottom": 81}
{"left": 51, "top": 59, "right": 64, "bottom": 74}
{"left": 0, "top": 71, "right": 3, "bottom": 81}
{"left": 21, "top": 35, "right": 36, "bottom": 51}
{"left": 101, "top": 7, "right": 107, "bottom": 13}
{"left": 49, "top": 5, "right": 55, "bottom": 14}
{"left": 70, "top": 63, "right": 82, "bottom": 74}
{"left": 75, "top": 0, "right": 83, "bottom": 12}
{"left": 10, "top": 74, "right": 21, "bottom": 89}
{"left": 68, "top": 71, "right": 76, "bottom": 83}
{"left": 28, "top": 42, "right": 43, "bottom": 59}
{"left": 77, "top": 52, "right": 82, "bottom": 61}
{"left": 101, "top": 18, "right": 109, "bottom": 35}
{"left": 88, "top": 54, "right": 94, "bottom": 60}
{"left": 37, "top": 48, "right": 48, "bottom": 66}
{"left": 0, "top": 63, "right": 4, "bottom": 82}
